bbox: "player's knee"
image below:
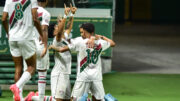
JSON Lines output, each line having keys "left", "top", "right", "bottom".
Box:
{"left": 26, "top": 66, "right": 36, "bottom": 75}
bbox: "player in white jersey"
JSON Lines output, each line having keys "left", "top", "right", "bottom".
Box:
{"left": 48, "top": 4, "right": 77, "bottom": 101}
{"left": 2, "top": 0, "right": 45, "bottom": 101}
{"left": 53, "top": 23, "right": 115, "bottom": 101}
{"left": 23, "top": 0, "right": 50, "bottom": 101}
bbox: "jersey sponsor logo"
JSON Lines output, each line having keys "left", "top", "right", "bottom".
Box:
{"left": 9, "top": 0, "right": 31, "bottom": 29}
{"left": 80, "top": 44, "right": 102, "bottom": 72}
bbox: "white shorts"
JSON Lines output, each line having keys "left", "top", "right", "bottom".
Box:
{"left": 23, "top": 39, "right": 49, "bottom": 71}
{"left": 36, "top": 39, "right": 49, "bottom": 70}
{"left": 51, "top": 74, "right": 71, "bottom": 99}
{"left": 9, "top": 40, "right": 36, "bottom": 60}
{"left": 71, "top": 81, "right": 105, "bottom": 100}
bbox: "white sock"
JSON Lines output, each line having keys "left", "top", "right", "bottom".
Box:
{"left": 31, "top": 96, "right": 39, "bottom": 101}
{"left": 16, "top": 71, "right": 31, "bottom": 88}
{"left": 38, "top": 71, "right": 47, "bottom": 101}
{"left": 31, "top": 96, "right": 55, "bottom": 101}
{"left": 44, "top": 96, "right": 54, "bottom": 101}
{"left": 19, "top": 87, "right": 24, "bottom": 101}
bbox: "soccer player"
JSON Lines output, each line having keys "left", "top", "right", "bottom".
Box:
{"left": 49, "top": 4, "right": 77, "bottom": 101}
{"left": 50, "top": 23, "right": 115, "bottom": 101}
{"left": 1, "top": 0, "right": 45, "bottom": 101}
{"left": 24, "top": 0, "right": 50, "bottom": 101}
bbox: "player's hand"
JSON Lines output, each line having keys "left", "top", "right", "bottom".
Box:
{"left": 64, "top": 4, "right": 70, "bottom": 16}
{"left": 48, "top": 45, "right": 55, "bottom": 50}
{"left": 86, "top": 37, "right": 95, "bottom": 48}
{"left": 95, "top": 34, "right": 102, "bottom": 40}
{"left": 70, "top": 3, "right": 77, "bottom": 14}
{"left": 40, "top": 47, "right": 47, "bottom": 58}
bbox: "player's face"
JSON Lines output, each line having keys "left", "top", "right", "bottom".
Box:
{"left": 80, "top": 28, "right": 86, "bottom": 39}
{"left": 42, "top": 0, "right": 48, "bottom": 7}
{"left": 45, "top": 0, "right": 48, "bottom": 6}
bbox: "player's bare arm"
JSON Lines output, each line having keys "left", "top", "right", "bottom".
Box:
{"left": 65, "top": 4, "right": 77, "bottom": 35}
{"left": 55, "top": 4, "right": 70, "bottom": 41}
{"left": 32, "top": 8, "right": 44, "bottom": 40}
{"left": 40, "top": 25, "right": 48, "bottom": 57}
{"left": 2, "top": 12, "right": 9, "bottom": 39}
{"left": 95, "top": 34, "right": 116, "bottom": 47}
{"left": 48, "top": 45, "right": 69, "bottom": 52}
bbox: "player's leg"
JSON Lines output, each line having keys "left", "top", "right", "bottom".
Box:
{"left": 17, "top": 53, "right": 36, "bottom": 87}
{"left": 13, "top": 56, "right": 23, "bottom": 83}
{"left": 10, "top": 40, "right": 36, "bottom": 100}
{"left": 30, "top": 70, "right": 58, "bottom": 101}
{"left": 55, "top": 74, "right": 71, "bottom": 101}
{"left": 31, "top": 74, "right": 56, "bottom": 101}
{"left": 90, "top": 81, "right": 105, "bottom": 101}
{"left": 71, "top": 81, "right": 90, "bottom": 101}
{"left": 51, "top": 75, "right": 58, "bottom": 98}
{"left": 36, "top": 40, "right": 50, "bottom": 101}
{"left": 30, "top": 69, "right": 58, "bottom": 101}
{"left": 9, "top": 41, "right": 24, "bottom": 101}
{"left": 37, "top": 70, "right": 47, "bottom": 101}
{"left": 12, "top": 56, "right": 24, "bottom": 101}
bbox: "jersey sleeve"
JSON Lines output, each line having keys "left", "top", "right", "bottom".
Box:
{"left": 31, "top": 0, "right": 38, "bottom": 9}
{"left": 42, "top": 12, "right": 51, "bottom": 26}
{"left": 68, "top": 38, "right": 81, "bottom": 52}
{"left": 99, "top": 39, "right": 110, "bottom": 51}
{"left": 3, "top": 0, "right": 9, "bottom": 12}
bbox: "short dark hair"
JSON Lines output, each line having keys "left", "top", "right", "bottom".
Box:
{"left": 79, "top": 23, "right": 95, "bottom": 34}
{"left": 37, "top": 0, "right": 46, "bottom": 2}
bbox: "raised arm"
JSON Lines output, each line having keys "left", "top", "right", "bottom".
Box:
{"left": 55, "top": 4, "right": 70, "bottom": 41}
{"left": 95, "top": 34, "right": 116, "bottom": 47}
{"left": 65, "top": 4, "right": 77, "bottom": 35}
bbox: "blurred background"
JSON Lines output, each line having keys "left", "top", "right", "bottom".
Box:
{"left": 1, "top": 0, "right": 180, "bottom": 100}
{"left": 0, "top": 0, "right": 180, "bottom": 76}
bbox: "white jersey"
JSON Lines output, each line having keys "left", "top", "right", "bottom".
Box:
{"left": 3, "top": 0, "right": 38, "bottom": 41}
{"left": 69, "top": 38, "right": 110, "bottom": 81}
{"left": 51, "top": 37, "right": 72, "bottom": 76}
{"left": 34, "top": 6, "right": 51, "bottom": 40}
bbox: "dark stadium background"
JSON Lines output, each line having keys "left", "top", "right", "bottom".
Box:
{"left": 1, "top": 0, "right": 180, "bottom": 101}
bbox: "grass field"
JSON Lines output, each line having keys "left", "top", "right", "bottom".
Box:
{"left": 1, "top": 72, "right": 180, "bottom": 101}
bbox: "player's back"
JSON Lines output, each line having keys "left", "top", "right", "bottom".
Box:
{"left": 4, "top": 0, "right": 38, "bottom": 41}
{"left": 72, "top": 38, "right": 110, "bottom": 81}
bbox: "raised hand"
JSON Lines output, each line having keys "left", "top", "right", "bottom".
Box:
{"left": 70, "top": 3, "right": 77, "bottom": 14}
{"left": 64, "top": 4, "right": 70, "bottom": 16}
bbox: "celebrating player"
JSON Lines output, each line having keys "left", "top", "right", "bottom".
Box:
{"left": 48, "top": 4, "right": 77, "bottom": 101}
{"left": 24, "top": 0, "right": 51, "bottom": 101}
{"left": 50, "top": 23, "right": 115, "bottom": 101}
{"left": 1, "top": 0, "right": 45, "bottom": 101}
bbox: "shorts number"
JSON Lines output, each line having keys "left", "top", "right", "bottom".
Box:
{"left": 15, "top": 3, "right": 23, "bottom": 20}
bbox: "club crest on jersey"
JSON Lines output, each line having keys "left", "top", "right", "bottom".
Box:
{"left": 80, "top": 44, "right": 102, "bottom": 72}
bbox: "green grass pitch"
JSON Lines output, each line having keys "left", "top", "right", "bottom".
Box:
{"left": 1, "top": 72, "right": 180, "bottom": 101}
